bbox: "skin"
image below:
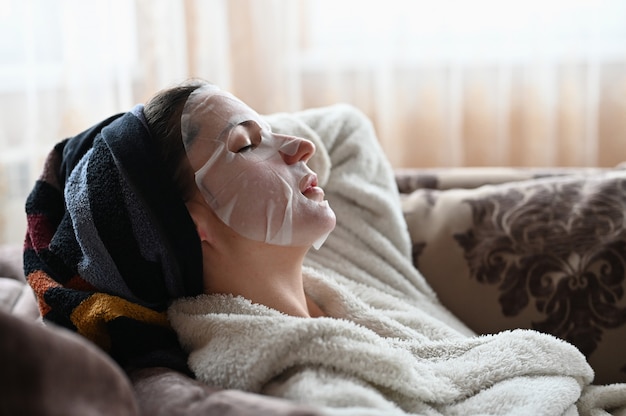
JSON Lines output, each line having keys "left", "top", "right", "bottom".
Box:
{"left": 184, "top": 94, "right": 336, "bottom": 318}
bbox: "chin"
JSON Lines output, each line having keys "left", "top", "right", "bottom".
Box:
{"left": 315, "top": 204, "right": 337, "bottom": 232}
{"left": 288, "top": 212, "right": 336, "bottom": 248}
{"left": 310, "top": 210, "right": 337, "bottom": 246}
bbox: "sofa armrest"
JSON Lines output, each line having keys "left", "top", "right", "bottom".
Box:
{"left": 130, "top": 367, "right": 324, "bottom": 416}
{"left": 0, "top": 277, "right": 39, "bottom": 319}
{"left": 0, "top": 244, "right": 25, "bottom": 283}
{"left": 0, "top": 244, "right": 38, "bottom": 319}
{"left": 0, "top": 309, "right": 140, "bottom": 415}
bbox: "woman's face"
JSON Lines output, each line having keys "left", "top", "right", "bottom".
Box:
{"left": 182, "top": 86, "right": 336, "bottom": 248}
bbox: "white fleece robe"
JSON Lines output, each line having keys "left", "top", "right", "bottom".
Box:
{"left": 168, "top": 104, "right": 626, "bottom": 415}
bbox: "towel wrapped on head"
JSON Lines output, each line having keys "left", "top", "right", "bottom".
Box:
{"left": 23, "top": 105, "right": 203, "bottom": 373}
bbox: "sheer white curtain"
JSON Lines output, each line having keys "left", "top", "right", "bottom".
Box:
{"left": 1, "top": 0, "right": 626, "bottom": 244}
{"left": 295, "top": 0, "right": 626, "bottom": 168}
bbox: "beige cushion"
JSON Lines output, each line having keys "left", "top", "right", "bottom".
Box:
{"left": 401, "top": 170, "right": 626, "bottom": 385}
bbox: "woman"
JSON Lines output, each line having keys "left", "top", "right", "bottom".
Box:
{"left": 172, "top": 83, "right": 336, "bottom": 318}
{"left": 25, "top": 79, "right": 625, "bottom": 415}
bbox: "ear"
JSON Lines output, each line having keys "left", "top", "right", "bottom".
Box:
{"left": 185, "top": 196, "right": 215, "bottom": 244}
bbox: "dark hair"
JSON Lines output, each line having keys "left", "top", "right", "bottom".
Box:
{"left": 143, "top": 79, "right": 210, "bottom": 201}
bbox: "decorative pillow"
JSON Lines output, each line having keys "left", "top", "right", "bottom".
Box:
{"left": 401, "top": 170, "right": 626, "bottom": 385}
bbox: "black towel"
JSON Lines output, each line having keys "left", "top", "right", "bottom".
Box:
{"left": 24, "top": 105, "right": 203, "bottom": 373}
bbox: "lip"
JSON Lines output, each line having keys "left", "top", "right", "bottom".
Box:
{"left": 300, "top": 173, "right": 318, "bottom": 193}
{"left": 300, "top": 173, "right": 325, "bottom": 201}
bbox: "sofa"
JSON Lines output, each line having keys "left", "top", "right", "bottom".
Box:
{"left": 2, "top": 166, "right": 626, "bottom": 415}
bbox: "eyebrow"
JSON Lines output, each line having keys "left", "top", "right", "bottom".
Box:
{"left": 219, "top": 118, "right": 268, "bottom": 146}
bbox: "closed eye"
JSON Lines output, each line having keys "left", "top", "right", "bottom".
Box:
{"left": 230, "top": 120, "right": 263, "bottom": 153}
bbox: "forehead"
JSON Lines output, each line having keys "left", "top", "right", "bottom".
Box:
{"left": 182, "top": 86, "right": 273, "bottom": 170}
{"left": 187, "top": 88, "right": 266, "bottom": 142}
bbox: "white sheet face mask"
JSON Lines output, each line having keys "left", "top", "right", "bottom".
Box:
{"left": 181, "top": 85, "right": 335, "bottom": 248}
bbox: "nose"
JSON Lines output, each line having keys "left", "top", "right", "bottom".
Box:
{"left": 279, "top": 136, "right": 315, "bottom": 165}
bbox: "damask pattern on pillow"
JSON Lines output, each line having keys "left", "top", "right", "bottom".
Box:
{"left": 400, "top": 169, "right": 626, "bottom": 384}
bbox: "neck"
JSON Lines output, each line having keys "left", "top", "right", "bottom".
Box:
{"left": 202, "top": 239, "right": 323, "bottom": 318}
